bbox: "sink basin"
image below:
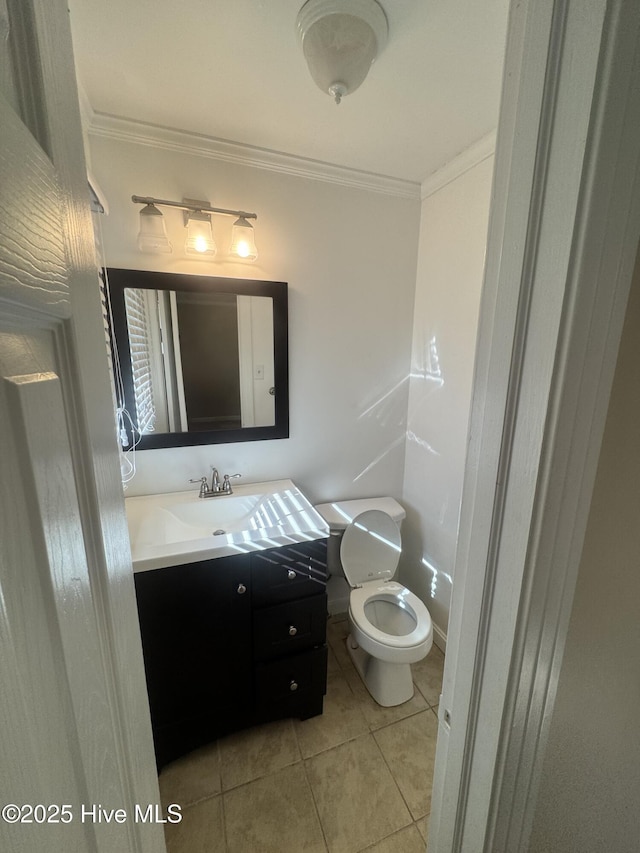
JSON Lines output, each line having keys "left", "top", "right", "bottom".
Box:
{"left": 165, "top": 494, "right": 260, "bottom": 531}
{"left": 141, "top": 494, "right": 263, "bottom": 546}
{"left": 125, "top": 479, "right": 329, "bottom": 573}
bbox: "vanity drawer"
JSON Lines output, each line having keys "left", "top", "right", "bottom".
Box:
{"left": 253, "top": 593, "right": 327, "bottom": 661}
{"left": 255, "top": 646, "right": 328, "bottom": 704}
{"left": 251, "top": 539, "right": 328, "bottom": 606}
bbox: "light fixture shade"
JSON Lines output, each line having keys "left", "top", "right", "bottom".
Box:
{"left": 229, "top": 217, "right": 258, "bottom": 261}
{"left": 296, "top": 0, "right": 388, "bottom": 104}
{"left": 137, "top": 203, "right": 172, "bottom": 253}
{"left": 185, "top": 210, "right": 217, "bottom": 256}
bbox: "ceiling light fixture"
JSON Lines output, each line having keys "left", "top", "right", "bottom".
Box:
{"left": 132, "top": 195, "right": 258, "bottom": 261}
{"left": 296, "top": 0, "right": 388, "bottom": 105}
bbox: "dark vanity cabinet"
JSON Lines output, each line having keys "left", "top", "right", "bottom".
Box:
{"left": 134, "top": 537, "right": 328, "bottom": 768}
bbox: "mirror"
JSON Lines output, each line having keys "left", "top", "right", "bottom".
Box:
{"left": 107, "top": 268, "right": 289, "bottom": 448}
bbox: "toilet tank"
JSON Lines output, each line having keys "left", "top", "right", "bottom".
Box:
{"left": 314, "top": 497, "right": 406, "bottom": 578}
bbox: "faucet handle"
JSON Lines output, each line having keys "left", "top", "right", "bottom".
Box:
{"left": 189, "top": 476, "right": 209, "bottom": 498}
{"left": 221, "top": 473, "right": 242, "bottom": 494}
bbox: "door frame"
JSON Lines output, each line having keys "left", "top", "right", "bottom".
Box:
{"left": 429, "top": 1, "right": 640, "bottom": 850}
{"left": 4, "top": 2, "right": 165, "bottom": 851}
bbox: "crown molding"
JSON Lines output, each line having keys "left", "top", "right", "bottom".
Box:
{"left": 421, "top": 130, "right": 497, "bottom": 200}
{"left": 87, "top": 112, "right": 421, "bottom": 200}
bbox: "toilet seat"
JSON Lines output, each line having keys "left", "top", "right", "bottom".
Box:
{"left": 341, "top": 510, "right": 432, "bottom": 651}
{"left": 350, "top": 581, "right": 432, "bottom": 649}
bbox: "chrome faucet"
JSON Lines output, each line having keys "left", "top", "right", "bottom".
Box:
{"left": 189, "top": 468, "right": 242, "bottom": 498}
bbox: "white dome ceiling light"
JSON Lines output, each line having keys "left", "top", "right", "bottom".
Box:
{"left": 296, "top": 0, "right": 389, "bottom": 105}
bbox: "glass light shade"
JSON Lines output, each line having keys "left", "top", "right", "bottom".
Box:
{"left": 229, "top": 217, "right": 258, "bottom": 261}
{"left": 185, "top": 211, "right": 217, "bottom": 256}
{"left": 297, "top": 0, "right": 388, "bottom": 103}
{"left": 137, "top": 204, "right": 172, "bottom": 253}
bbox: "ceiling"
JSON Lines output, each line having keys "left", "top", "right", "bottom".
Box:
{"left": 67, "top": 0, "right": 509, "bottom": 185}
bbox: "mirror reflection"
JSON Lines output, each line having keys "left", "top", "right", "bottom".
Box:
{"left": 124, "top": 288, "right": 275, "bottom": 433}
{"left": 107, "top": 269, "right": 289, "bottom": 449}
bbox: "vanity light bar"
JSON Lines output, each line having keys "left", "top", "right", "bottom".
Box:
{"left": 131, "top": 195, "right": 257, "bottom": 221}
{"left": 132, "top": 195, "right": 259, "bottom": 260}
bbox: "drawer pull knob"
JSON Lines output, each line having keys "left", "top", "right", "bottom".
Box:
{"left": 289, "top": 680, "right": 298, "bottom": 692}
{"left": 288, "top": 625, "right": 298, "bottom": 636}
{"left": 237, "top": 583, "right": 247, "bottom": 594}
{"left": 287, "top": 569, "right": 296, "bottom": 580}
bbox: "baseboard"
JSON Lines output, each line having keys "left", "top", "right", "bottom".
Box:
{"left": 432, "top": 622, "right": 447, "bottom": 654}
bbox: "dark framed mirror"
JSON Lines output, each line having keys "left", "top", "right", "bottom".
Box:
{"left": 107, "top": 268, "right": 289, "bottom": 449}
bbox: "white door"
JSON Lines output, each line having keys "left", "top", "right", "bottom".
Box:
{"left": 0, "top": 2, "right": 163, "bottom": 852}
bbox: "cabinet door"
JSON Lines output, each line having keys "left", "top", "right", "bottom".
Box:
{"left": 134, "top": 556, "right": 252, "bottom": 729}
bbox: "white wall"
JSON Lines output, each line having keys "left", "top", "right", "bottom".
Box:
{"left": 89, "top": 131, "right": 420, "bottom": 506}
{"left": 528, "top": 251, "right": 640, "bottom": 852}
{"left": 400, "top": 148, "right": 494, "bottom": 643}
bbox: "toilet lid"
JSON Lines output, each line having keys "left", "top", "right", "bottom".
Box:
{"left": 340, "top": 509, "right": 401, "bottom": 587}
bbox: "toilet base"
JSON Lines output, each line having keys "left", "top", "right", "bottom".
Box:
{"left": 346, "top": 634, "right": 415, "bottom": 707}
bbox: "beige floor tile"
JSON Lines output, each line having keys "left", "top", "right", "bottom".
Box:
{"left": 374, "top": 711, "right": 438, "bottom": 820}
{"left": 412, "top": 646, "right": 445, "bottom": 706}
{"left": 218, "top": 718, "right": 301, "bottom": 791}
{"left": 326, "top": 643, "right": 342, "bottom": 676}
{"left": 417, "top": 814, "right": 430, "bottom": 844}
{"left": 164, "top": 794, "right": 224, "bottom": 853}
{"left": 362, "top": 823, "right": 426, "bottom": 853}
{"left": 224, "top": 763, "right": 326, "bottom": 853}
{"left": 305, "top": 734, "right": 412, "bottom": 853}
{"left": 342, "top": 658, "right": 429, "bottom": 730}
{"left": 158, "top": 741, "right": 221, "bottom": 809}
{"left": 295, "top": 670, "right": 369, "bottom": 757}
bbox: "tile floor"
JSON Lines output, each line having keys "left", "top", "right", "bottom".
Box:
{"left": 160, "top": 614, "right": 445, "bottom": 853}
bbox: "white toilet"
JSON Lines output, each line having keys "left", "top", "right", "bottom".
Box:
{"left": 315, "top": 499, "right": 433, "bottom": 707}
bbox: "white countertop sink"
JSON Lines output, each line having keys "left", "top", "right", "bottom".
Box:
{"left": 125, "top": 479, "right": 329, "bottom": 572}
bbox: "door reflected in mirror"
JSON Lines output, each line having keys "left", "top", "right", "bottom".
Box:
{"left": 107, "top": 269, "right": 288, "bottom": 448}
{"left": 124, "top": 288, "right": 275, "bottom": 432}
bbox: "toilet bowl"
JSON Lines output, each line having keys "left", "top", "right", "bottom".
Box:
{"left": 315, "top": 501, "right": 433, "bottom": 707}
